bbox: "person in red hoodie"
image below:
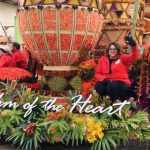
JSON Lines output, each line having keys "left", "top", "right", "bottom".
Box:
{"left": 0, "top": 48, "right": 16, "bottom": 67}
{"left": 94, "top": 33, "right": 140, "bottom": 102}
{"left": 12, "top": 42, "right": 28, "bottom": 69}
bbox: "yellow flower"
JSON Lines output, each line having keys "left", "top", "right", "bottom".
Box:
{"left": 101, "top": 122, "right": 108, "bottom": 129}
{"left": 24, "top": 88, "right": 31, "bottom": 97}
{"left": 97, "top": 132, "right": 104, "bottom": 139}
{"left": 85, "top": 116, "right": 106, "bottom": 143}
{"left": 86, "top": 134, "right": 97, "bottom": 143}
{"left": 9, "top": 80, "right": 17, "bottom": 90}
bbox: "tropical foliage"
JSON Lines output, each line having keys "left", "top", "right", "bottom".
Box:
{"left": 0, "top": 81, "right": 149, "bottom": 150}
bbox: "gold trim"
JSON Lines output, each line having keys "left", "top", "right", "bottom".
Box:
{"left": 43, "top": 66, "right": 78, "bottom": 71}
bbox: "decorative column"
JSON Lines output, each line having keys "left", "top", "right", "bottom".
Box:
{"left": 97, "top": 0, "right": 145, "bottom": 51}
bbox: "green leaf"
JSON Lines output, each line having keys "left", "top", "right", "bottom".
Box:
{"left": 93, "top": 141, "right": 99, "bottom": 150}
{"left": 107, "top": 136, "right": 117, "bottom": 149}
{"left": 104, "top": 138, "right": 111, "bottom": 150}
{"left": 72, "top": 130, "right": 75, "bottom": 146}
{"left": 66, "top": 133, "right": 71, "bottom": 145}
{"left": 25, "top": 140, "right": 30, "bottom": 150}
{"left": 20, "top": 133, "right": 25, "bottom": 145}
{"left": 102, "top": 139, "right": 106, "bottom": 150}
{"left": 98, "top": 141, "right": 102, "bottom": 150}
{"left": 148, "top": 47, "right": 150, "bottom": 53}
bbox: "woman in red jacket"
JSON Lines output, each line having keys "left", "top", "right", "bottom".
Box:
{"left": 12, "top": 42, "right": 28, "bottom": 69}
{"left": 94, "top": 33, "right": 140, "bottom": 102}
{"left": 0, "top": 48, "right": 16, "bottom": 67}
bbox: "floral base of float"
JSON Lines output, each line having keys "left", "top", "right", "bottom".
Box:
{"left": 0, "top": 80, "right": 149, "bottom": 150}
{"left": 40, "top": 66, "right": 82, "bottom": 96}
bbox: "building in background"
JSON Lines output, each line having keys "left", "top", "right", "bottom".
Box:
{"left": 0, "top": 1, "right": 17, "bottom": 42}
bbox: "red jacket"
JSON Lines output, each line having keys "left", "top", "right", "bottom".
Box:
{"left": 12, "top": 50, "right": 28, "bottom": 69}
{"left": 95, "top": 46, "right": 140, "bottom": 85}
{"left": 0, "top": 53, "right": 16, "bottom": 67}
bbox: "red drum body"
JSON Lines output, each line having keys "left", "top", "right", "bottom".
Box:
{"left": 17, "top": 0, "right": 104, "bottom": 66}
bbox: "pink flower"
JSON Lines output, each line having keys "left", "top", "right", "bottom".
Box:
{"left": 105, "top": 95, "right": 110, "bottom": 100}
{"left": 70, "top": 124, "right": 76, "bottom": 129}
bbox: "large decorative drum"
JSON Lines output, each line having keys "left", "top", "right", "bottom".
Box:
{"left": 97, "top": 0, "right": 145, "bottom": 50}
{"left": 17, "top": 0, "right": 104, "bottom": 95}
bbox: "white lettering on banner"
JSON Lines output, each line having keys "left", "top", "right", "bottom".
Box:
{"left": 69, "top": 94, "right": 131, "bottom": 116}
{"left": 23, "top": 97, "right": 38, "bottom": 117}
{"left": 0, "top": 93, "right": 131, "bottom": 117}
{"left": 0, "top": 93, "right": 19, "bottom": 108}
{"left": 41, "top": 98, "right": 64, "bottom": 112}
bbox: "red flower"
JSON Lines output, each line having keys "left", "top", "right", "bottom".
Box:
{"left": 18, "top": 11, "right": 29, "bottom": 31}
{"left": 60, "top": 9, "right": 73, "bottom": 30}
{"left": 0, "top": 67, "right": 32, "bottom": 81}
{"left": 23, "top": 123, "right": 36, "bottom": 136}
{"left": 29, "top": 9, "right": 40, "bottom": 31}
{"left": 43, "top": 9, "right": 56, "bottom": 30}
{"left": 76, "top": 11, "right": 87, "bottom": 31}
{"left": 33, "top": 34, "right": 45, "bottom": 51}
{"left": 73, "top": 35, "right": 84, "bottom": 50}
{"left": 89, "top": 13, "right": 99, "bottom": 32}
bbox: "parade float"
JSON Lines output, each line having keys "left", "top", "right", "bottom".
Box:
{"left": 0, "top": 0, "right": 149, "bottom": 150}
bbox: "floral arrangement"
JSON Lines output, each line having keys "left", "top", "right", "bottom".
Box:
{"left": 0, "top": 80, "right": 149, "bottom": 150}
{"left": 78, "top": 61, "right": 96, "bottom": 96}
{"left": 0, "top": 67, "right": 32, "bottom": 81}
{"left": 78, "top": 62, "right": 95, "bottom": 81}
{"left": 128, "top": 46, "right": 150, "bottom": 109}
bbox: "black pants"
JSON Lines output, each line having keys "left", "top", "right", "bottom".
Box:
{"left": 94, "top": 80, "right": 131, "bottom": 102}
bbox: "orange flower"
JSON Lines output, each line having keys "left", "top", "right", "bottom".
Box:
{"left": 1, "top": 111, "right": 8, "bottom": 118}
{"left": 82, "top": 80, "right": 96, "bottom": 96}
{"left": 54, "top": 136, "right": 61, "bottom": 143}
{"left": 49, "top": 127, "right": 56, "bottom": 133}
